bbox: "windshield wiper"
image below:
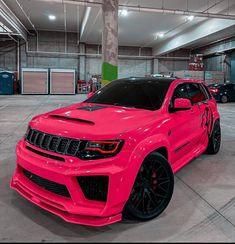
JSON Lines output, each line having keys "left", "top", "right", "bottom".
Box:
{"left": 113, "top": 103, "right": 154, "bottom": 110}
{"left": 113, "top": 103, "right": 136, "bottom": 108}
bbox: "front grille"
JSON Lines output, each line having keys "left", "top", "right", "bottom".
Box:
{"left": 23, "top": 168, "right": 71, "bottom": 198}
{"left": 26, "top": 146, "right": 65, "bottom": 162}
{"left": 26, "top": 128, "right": 86, "bottom": 157}
{"left": 77, "top": 176, "right": 109, "bottom": 202}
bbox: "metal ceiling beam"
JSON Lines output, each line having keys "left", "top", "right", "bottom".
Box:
{"left": 0, "top": 32, "right": 19, "bottom": 35}
{"left": 0, "top": 0, "right": 28, "bottom": 40}
{"left": 154, "top": 18, "right": 235, "bottom": 55}
{"left": 32, "top": 0, "right": 235, "bottom": 20}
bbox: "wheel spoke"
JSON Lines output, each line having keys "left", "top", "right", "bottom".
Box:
{"left": 142, "top": 191, "right": 146, "bottom": 213}
{"left": 148, "top": 187, "right": 167, "bottom": 200}
{"left": 158, "top": 179, "right": 170, "bottom": 186}
{"left": 147, "top": 190, "right": 157, "bottom": 212}
{"left": 132, "top": 191, "right": 143, "bottom": 208}
{"left": 157, "top": 184, "right": 168, "bottom": 193}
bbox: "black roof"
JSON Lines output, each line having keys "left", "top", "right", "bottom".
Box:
{"left": 114, "top": 77, "right": 176, "bottom": 84}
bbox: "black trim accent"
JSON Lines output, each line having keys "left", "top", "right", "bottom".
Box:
{"left": 49, "top": 115, "right": 94, "bottom": 125}
{"left": 174, "top": 141, "right": 190, "bottom": 153}
{"left": 25, "top": 128, "right": 123, "bottom": 160}
{"left": 26, "top": 146, "right": 65, "bottom": 162}
{"left": 23, "top": 168, "right": 71, "bottom": 198}
{"left": 77, "top": 105, "right": 107, "bottom": 111}
{"left": 170, "top": 107, "right": 191, "bottom": 112}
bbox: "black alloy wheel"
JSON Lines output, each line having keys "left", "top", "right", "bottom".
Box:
{"left": 124, "top": 152, "right": 174, "bottom": 221}
{"left": 221, "top": 95, "right": 228, "bottom": 103}
{"left": 206, "top": 120, "right": 221, "bottom": 154}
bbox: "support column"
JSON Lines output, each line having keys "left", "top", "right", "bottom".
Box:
{"left": 153, "top": 58, "right": 159, "bottom": 74}
{"left": 79, "top": 43, "right": 86, "bottom": 81}
{"left": 101, "top": 0, "right": 118, "bottom": 86}
{"left": 231, "top": 52, "right": 235, "bottom": 82}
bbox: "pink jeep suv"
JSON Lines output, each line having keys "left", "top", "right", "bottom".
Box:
{"left": 11, "top": 77, "right": 221, "bottom": 226}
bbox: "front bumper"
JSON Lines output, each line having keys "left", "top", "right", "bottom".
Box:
{"left": 11, "top": 139, "right": 131, "bottom": 226}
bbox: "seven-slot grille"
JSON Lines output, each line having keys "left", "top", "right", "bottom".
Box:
{"left": 23, "top": 168, "right": 71, "bottom": 198}
{"left": 26, "top": 128, "right": 86, "bottom": 157}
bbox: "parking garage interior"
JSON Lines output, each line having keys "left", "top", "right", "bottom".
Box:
{"left": 0, "top": 0, "right": 235, "bottom": 242}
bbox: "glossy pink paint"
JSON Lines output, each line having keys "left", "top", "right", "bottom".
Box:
{"left": 11, "top": 79, "right": 220, "bottom": 226}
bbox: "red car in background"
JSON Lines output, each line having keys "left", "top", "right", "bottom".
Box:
{"left": 11, "top": 77, "right": 221, "bottom": 226}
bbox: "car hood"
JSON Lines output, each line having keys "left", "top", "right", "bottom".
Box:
{"left": 29, "top": 102, "right": 158, "bottom": 139}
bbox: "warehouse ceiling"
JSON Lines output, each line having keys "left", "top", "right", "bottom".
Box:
{"left": 1, "top": 0, "right": 235, "bottom": 54}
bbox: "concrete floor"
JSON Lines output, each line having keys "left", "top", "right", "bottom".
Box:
{"left": 0, "top": 95, "right": 235, "bottom": 242}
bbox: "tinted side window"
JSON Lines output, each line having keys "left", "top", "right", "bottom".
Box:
{"left": 201, "top": 84, "right": 212, "bottom": 99}
{"left": 170, "top": 83, "right": 189, "bottom": 109}
{"left": 187, "top": 83, "right": 207, "bottom": 105}
{"left": 172, "top": 83, "right": 189, "bottom": 100}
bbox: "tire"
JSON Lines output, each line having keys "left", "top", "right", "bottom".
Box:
{"left": 220, "top": 95, "right": 228, "bottom": 103}
{"left": 123, "top": 152, "right": 174, "bottom": 221}
{"left": 206, "top": 120, "right": 221, "bottom": 154}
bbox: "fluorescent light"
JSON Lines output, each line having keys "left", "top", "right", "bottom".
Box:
{"left": 119, "top": 9, "right": 129, "bottom": 17}
{"left": 186, "top": 15, "right": 194, "bottom": 21}
{"left": 154, "top": 33, "right": 165, "bottom": 40}
{"left": 158, "top": 33, "right": 165, "bottom": 38}
{"left": 48, "top": 15, "right": 56, "bottom": 21}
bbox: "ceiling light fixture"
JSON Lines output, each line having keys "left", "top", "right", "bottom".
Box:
{"left": 158, "top": 33, "right": 165, "bottom": 38}
{"left": 154, "top": 33, "right": 165, "bottom": 40}
{"left": 48, "top": 15, "right": 56, "bottom": 21}
{"left": 119, "top": 9, "right": 129, "bottom": 17}
{"left": 186, "top": 15, "right": 195, "bottom": 21}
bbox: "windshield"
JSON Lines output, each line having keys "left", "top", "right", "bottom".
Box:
{"left": 85, "top": 78, "right": 173, "bottom": 111}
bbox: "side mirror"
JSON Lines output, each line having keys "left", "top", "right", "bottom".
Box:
{"left": 173, "top": 98, "right": 192, "bottom": 111}
{"left": 87, "top": 92, "right": 94, "bottom": 99}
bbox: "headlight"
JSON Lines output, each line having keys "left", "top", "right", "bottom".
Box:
{"left": 79, "top": 140, "right": 124, "bottom": 160}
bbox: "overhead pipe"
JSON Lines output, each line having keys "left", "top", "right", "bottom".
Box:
{"left": 120, "top": 5, "right": 235, "bottom": 20}
{"left": 15, "top": 0, "right": 37, "bottom": 33}
{"left": 17, "top": 39, "right": 20, "bottom": 75}
{"left": 0, "top": 0, "right": 28, "bottom": 40}
{"left": 15, "top": 0, "right": 38, "bottom": 50}
{"left": 0, "top": 32, "right": 19, "bottom": 35}
{"left": 76, "top": 5, "right": 80, "bottom": 45}
{"left": 34, "top": 0, "right": 235, "bottom": 20}
{"left": 63, "top": 2, "right": 67, "bottom": 53}
{"left": 25, "top": 42, "right": 189, "bottom": 60}
{"left": 25, "top": 42, "right": 154, "bottom": 59}
{"left": 34, "top": 0, "right": 101, "bottom": 8}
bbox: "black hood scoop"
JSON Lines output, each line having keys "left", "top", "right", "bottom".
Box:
{"left": 78, "top": 105, "right": 107, "bottom": 112}
{"left": 49, "top": 115, "right": 95, "bottom": 125}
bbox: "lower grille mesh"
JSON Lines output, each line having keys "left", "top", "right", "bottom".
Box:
{"left": 77, "top": 176, "right": 109, "bottom": 202}
{"left": 23, "top": 169, "right": 71, "bottom": 198}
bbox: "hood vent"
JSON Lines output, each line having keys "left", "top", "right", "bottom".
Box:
{"left": 78, "top": 105, "right": 107, "bottom": 111}
{"left": 49, "top": 115, "right": 95, "bottom": 125}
